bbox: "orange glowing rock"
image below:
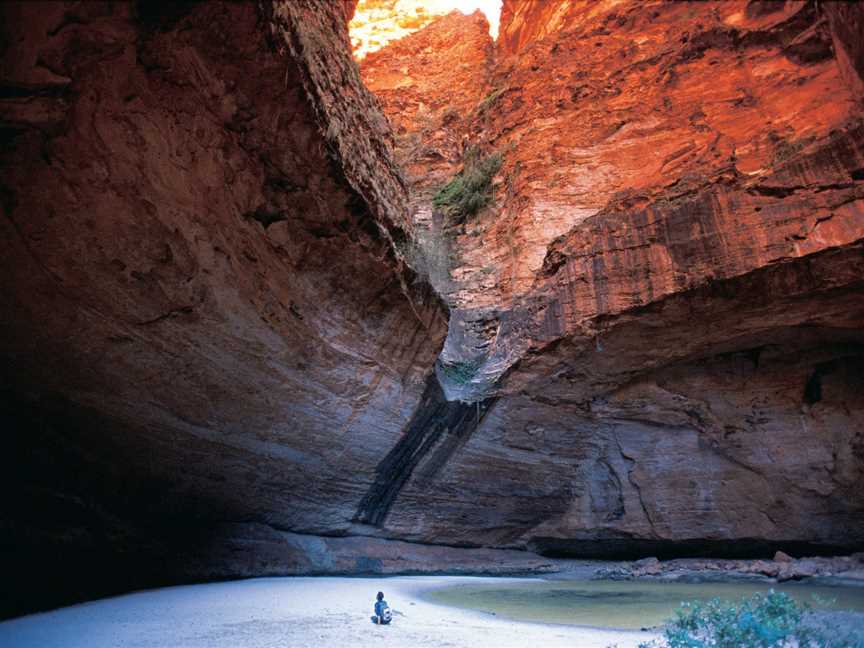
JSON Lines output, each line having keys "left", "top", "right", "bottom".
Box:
{"left": 350, "top": 0, "right": 501, "bottom": 59}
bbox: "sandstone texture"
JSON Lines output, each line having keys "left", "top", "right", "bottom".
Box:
{"left": 0, "top": 0, "right": 442, "bottom": 617}
{"left": 180, "top": 523, "right": 556, "bottom": 580}
{"left": 359, "top": 0, "right": 864, "bottom": 556}
{"left": 1, "top": 0, "right": 863, "bottom": 620}
{"left": 597, "top": 552, "right": 864, "bottom": 583}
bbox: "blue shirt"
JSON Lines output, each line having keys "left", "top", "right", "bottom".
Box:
{"left": 375, "top": 600, "right": 388, "bottom": 616}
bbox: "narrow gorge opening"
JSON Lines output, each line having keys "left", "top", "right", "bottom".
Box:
{"left": 350, "top": 0, "right": 502, "bottom": 59}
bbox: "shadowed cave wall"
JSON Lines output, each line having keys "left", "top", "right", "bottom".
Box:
{"left": 0, "top": 0, "right": 446, "bottom": 617}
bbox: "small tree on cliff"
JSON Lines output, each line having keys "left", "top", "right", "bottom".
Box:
{"left": 432, "top": 148, "right": 502, "bottom": 222}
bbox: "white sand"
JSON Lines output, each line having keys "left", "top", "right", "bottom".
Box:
{"left": 0, "top": 576, "right": 658, "bottom": 647}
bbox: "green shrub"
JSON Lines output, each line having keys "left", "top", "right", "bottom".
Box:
{"left": 477, "top": 86, "right": 508, "bottom": 114}
{"left": 439, "top": 357, "right": 483, "bottom": 385}
{"left": 432, "top": 150, "right": 502, "bottom": 221}
{"left": 772, "top": 139, "right": 805, "bottom": 165}
{"left": 636, "top": 590, "right": 862, "bottom": 648}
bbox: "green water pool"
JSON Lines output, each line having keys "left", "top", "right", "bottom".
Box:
{"left": 422, "top": 579, "right": 864, "bottom": 630}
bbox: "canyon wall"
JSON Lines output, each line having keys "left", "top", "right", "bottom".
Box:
{"left": 360, "top": 0, "right": 864, "bottom": 553}
{"left": 1, "top": 0, "right": 862, "bottom": 618}
{"left": 0, "top": 0, "right": 446, "bottom": 617}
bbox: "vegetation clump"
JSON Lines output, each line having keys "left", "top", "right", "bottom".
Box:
{"left": 772, "top": 138, "right": 807, "bottom": 165}
{"left": 477, "top": 86, "right": 508, "bottom": 114}
{"left": 768, "top": 130, "right": 814, "bottom": 167}
{"left": 636, "top": 590, "right": 861, "bottom": 648}
{"left": 432, "top": 149, "right": 502, "bottom": 221}
{"left": 438, "top": 357, "right": 483, "bottom": 386}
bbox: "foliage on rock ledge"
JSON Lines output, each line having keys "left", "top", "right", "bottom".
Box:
{"left": 438, "top": 357, "right": 484, "bottom": 385}
{"left": 432, "top": 148, "right": 502, "bottom": 221}
{"left": 477, "top": 86, "right": 508, "bottom": 114}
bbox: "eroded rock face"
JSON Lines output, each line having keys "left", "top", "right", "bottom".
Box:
{"left": 0, "top": 0, "right": 443, "bottom": 617}
{"left": 1, "top": 0, "right": 863, "bottom": 619}
{"left": 358, "top": 0, "right": 864, "bottom": 553}
{"left": 406, "top": 0, "right": 864, "bottom": 402}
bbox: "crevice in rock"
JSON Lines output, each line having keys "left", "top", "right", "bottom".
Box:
{"left": 804, "top": 366, "right": 823, "bottom": 405}
{"left": 136, "top": 0, "right": 202, "bottom": 33}
{"left": 353, "top": 374, "right": 495, "bottom": 527}
{"left": 135, "top": 305, "right": 195, "bottom": 326}
{"left": 614, "top": 433, "right": 657, "bottom": 536}
{"left": 0, "top": 83, "right": 69, "bottom": 99}
{"left": 803, "top": 360, "right": 838, "bottom": 405}
{"left": 528, "top": 535, "right": 864, "bottom": 561}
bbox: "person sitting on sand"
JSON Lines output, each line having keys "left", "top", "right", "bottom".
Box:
{"left": 371, "top": 591, "right": 392, "bottom": 625}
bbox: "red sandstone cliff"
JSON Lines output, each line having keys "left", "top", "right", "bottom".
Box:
{"left": 0, "top": 0, "right": 443, "bottom": 616}
{"left": 1, "top": 0, "right": 863, "bottom": 618}
{"left": 359, "top": 0, "right": 864, "bottom": 552}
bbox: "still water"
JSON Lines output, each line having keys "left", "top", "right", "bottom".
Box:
{"left": 423, "top": 579, "right": 864, "bottom": 629}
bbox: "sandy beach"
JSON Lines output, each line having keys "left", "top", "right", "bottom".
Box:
{"left": 0, "top": 576, "right": 657, "bottom": 648}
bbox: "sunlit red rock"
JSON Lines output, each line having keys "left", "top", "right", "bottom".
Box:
{"left": 358, "top": 0, "right": 864, "bottom": 554}
{"left": 350, "top": 0, "right": 501, "bottom": 59}
{"left": 375, "top": 0, "right": 864, "bottom": 401}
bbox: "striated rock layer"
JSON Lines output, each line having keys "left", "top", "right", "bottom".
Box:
{"left": 0, "top": 0, "right": 446, "bottom": 617}
{"left": 359, "top": 0, "right": 864, "bottom": 555}
{"left": 1, "top": 0, "right": 863, "bottom": 619}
